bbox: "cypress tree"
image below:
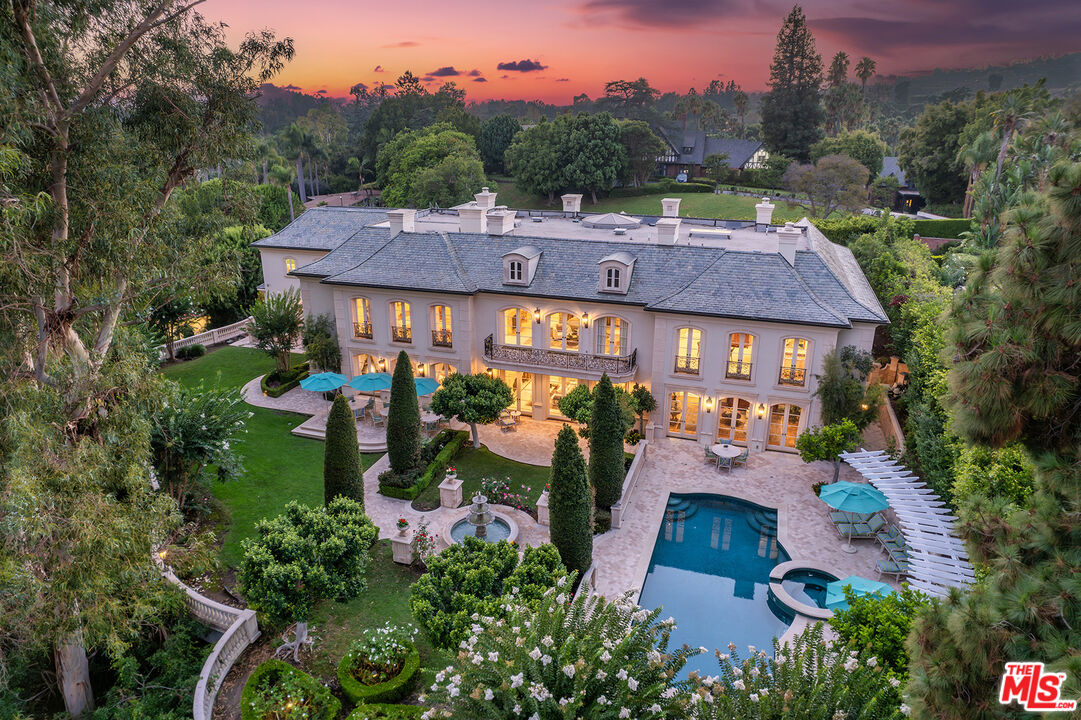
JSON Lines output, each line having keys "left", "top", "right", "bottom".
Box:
{"left": 760, "top": 5, "right": 824, "bottom": 162}
{"left": 549, "top": 424, "right": 593, "bottom": 581}
{"left": 324, "top": 394, "right": 363, "bottom": 505}
{"left": 907, "top": 163, "right": 1081, "bottom": 717}
{"left": 386, "top": 350, "right": 421, "bottom": 473}
{"left": 589, "top": 374, "right": 626, "bottom": 509}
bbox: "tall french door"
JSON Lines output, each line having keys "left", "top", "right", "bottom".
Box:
{"left": 767, "top": 404, "right": 803, "bottom": 450}
{"left": 717, "top": 397, "right": 752, "bottom": 444}
{"left": 667, "top": 391, "right": 701, "bottom": 439}
{"left": 501, "top": 370, "right": 534, "bottom": 415}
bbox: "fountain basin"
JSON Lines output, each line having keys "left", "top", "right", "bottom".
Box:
{"left": 438, "top": 507, "right": 520, "bottom": 546}
{"left": 450, "top": 517, "right": 513, "bottom": 544}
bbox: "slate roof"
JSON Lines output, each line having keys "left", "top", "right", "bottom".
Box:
{"left": 880, "top": 156, "right": 909, "bottom": 187}
{"left": 295, "top": 225, "right": 887, "bottom": 328}
{"left": 251, "top": 207, "right": 389, "bottom": 251}
{"left": 661, "top": 129, "right": 764, "bottom": 168}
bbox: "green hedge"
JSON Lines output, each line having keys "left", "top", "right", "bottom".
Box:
{"left": 379, "top": 430, "right": 469, "bottom": 500}
{"left": 260, "top": 362, "right": 311, "bottom": 398}
{"left": 241, "top": 659, "right": 340, "bottom": 720}
{"left": 337, "top": 647, "right": 421, "bottom": 705}
{"left": 913, "top": 218, "right": 971, "bottom": 239}
{"left": 176, "top": 343, "right": 206, "bottom": 360}
{"left": 346, "top": 704, "right": 425, "bottom": 720}
{"left": 609, "top": 179, "right": 713, "bottom": 199}
{"left": 811, "top": 215, "right": 883, "bottom": 246}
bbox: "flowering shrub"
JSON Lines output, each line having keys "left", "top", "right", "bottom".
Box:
{"left": 345, "top": 623, "right": 419, "bottom": 685}
{"left": 410, "top": 538, "right": 566, "bottom": 650}
{"left": 420, "top": 581, "right": 698, "bottom": 719}
{"left": 413, "top": 518, "right": 438, "bottom": 567}
{"left": 830, "top": 586, "right": 930, "bottom": 679}
{"left": 688, "top": 623, "right": 906, "bottom": 719}
{"left": 481, "top": 476, "right": 533, "bottom": 512}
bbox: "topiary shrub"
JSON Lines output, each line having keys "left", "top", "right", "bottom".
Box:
{"left": 387, "top": 350, "right": 421, "bottom": 473}
{"left": 588, "top": 374, "right": 627, "bottom": 509}
{"left": 548, "top": 425, "right": 593, "bottom": 582}
{"left": 260, "top": 362, "right": 310, "bottom": 398}
{"left": 409, "top": 538, "right": 566, "bottom": 650}
{"left": 346, "top": 704, "right": 425, "bottom": 720}
{"left": 379, "top": 430, "right": 468, "bottom": 501}
{"left": 325, "top": 394, "right": 364, "bottom": 505}
{"left": 338, "top": 647, "right": 420, "bottom": 705}
{"left": 175, "top": 343, "right": 206, "bottom": 360}
{"left": 830, "top": 586, "right": 931, "bottom": 680}
{"left": 240, "top": 659, "right": 340, "bottom": 720}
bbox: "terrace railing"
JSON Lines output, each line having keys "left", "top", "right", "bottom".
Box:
{"left": 431, "top": 329, "right": 452, "bottom": 347}
{"left": 156, "top": 317, "right": 251, "bottom": 361}
{"left": 778, "top": 366, "right": 806, "bottom": 386}
{"left": 610, "top": 440, "right": 648, "bottom": 530}
{"left": 673, "top": 354, "right": 700, "bottom": 375}
{"left": 725, "top": 360, "right": 752, "bottom": 380}
{"left": 483, "top": 335, "right": 636, "bottom": 379}
{"left": 353, "top": 321, "right": 373, "bottom": 339}
{"left": 391, "top": 326, "right": 412, "bottom": 343}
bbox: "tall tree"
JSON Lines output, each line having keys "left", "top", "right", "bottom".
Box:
{"left": 429, "top": 372, "right": 513, "bottom": 448}
{"left": 548, "top": 424, "right": 593, "bottom": 583}
{"left": 247, "top": 287, "right": 304, "bottom": 374}
{"left": 504, "top": 120, "right": 563, "bottom": 203}
{"left": 897, "top": 100, "right": 971, "bottom": 207}
{"left": 562, "top": 113, "right": 627, "bottom": 204}
{"left": 810, "top": 129, "right": 889, "bottom": 176}
{"left": 588, "top": 374, "right": 627, "bottom": 509}
{"left": 812, "top": 346, "right": 883, "bottom": 429}
{"left": 386, "top": 350, "right": 421, "bottom": 473}
{"left": 827, "top": 51, "right": 850, "bottom": 87}
{"left": 618, "top": 120, "right": 666, "bottom": 188}
{"left": 477, "top": 114, "right": 521, "bottom": 174}
{"left": 376, "top": 122, "right": 486, "bottom": 208}
{"left": 783, "top": 154, "right": 869, "bottom": 217}
{"left": 733, "top": 90, "right": 750, "bottom": 138}
{"left": 908, "top": 163, "right": 1081, "bottom": 719}
{"left": 324, "top": 394, "right": 363, "bottom": 505}
{"left": 599, "top": 77, "right": 660, "bottom": 120}
{"left": 760, "top": 5, "right": 824, "bottom": 162}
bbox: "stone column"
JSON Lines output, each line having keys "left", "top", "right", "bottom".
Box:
{"left": 390, "top": 528, "right": 415, "bottom": 565}
{"left": 438, "top": 472, "right": 463, "bottom": 509}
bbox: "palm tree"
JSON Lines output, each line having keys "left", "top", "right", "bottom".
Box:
{"left": 957, "top": 130, "right": 997, "bottom": 218}
{"left": 282, "top": 123, "right": 315, "bottom": 203}
{"left": 269, "top": 163, "right": 296, "bottom": 222}
{"left": 855, "top": 57, "right": 876, "bottom": 95}
{"left": 991, "top": 90, "right": 1035, "bottom": 190}
{"left": 733, "top": 91, "right": 749, "bottom": 138}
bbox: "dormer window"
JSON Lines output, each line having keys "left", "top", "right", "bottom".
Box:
{"left": 605, "top": 267, "right": 621, "bottom": 290}
{"left": 682, "top": 146, "right": 693, "bottom": 154}
{"left": 284, "top": 257, "right": 297, "bottom": 273}
{"left": 503, "top": 246, "right": 541, "bottom": 286}
{"left": 509, "top": 260, "right": 523, "bottom": 282}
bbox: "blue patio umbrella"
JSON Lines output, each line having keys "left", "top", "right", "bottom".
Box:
{"left": 414, "top": 377, "right": 440, "bottom": 396}
{"left": 347, "top": 372, "right": 392, "bottom": 392}
{"left": 818, "top": 481, "right": 890, "bottom": 515}
{"left": 299, "top": 372, "right": 348, "bottom": 393}
{"left": 825, "top": 575, "right": 894, "bottom": 611}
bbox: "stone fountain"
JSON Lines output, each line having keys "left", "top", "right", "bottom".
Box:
{"left": 466, "top": 493, "right": 494, "bottom": 538}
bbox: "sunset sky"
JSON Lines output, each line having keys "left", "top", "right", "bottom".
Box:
{"left": 210, "top": 0, "right": 1081, "bottom": 103}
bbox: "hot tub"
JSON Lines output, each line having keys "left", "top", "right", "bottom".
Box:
{"left": 768, "top": 560, "right": 842, "bottom": 620}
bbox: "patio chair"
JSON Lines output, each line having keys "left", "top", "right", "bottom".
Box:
{"left": 876, "top": 557, "right": 910, "bottom": 578}
{"left": 704, "top": 447, "right": 719, "bottom": 465}
{"left": 876, "top": 525, "right": 905, "bottom": 551}
{"left": 830, "top": 511, "right": 872, "bottom": 525}
{"left": 498, "top": 414, "right": 517, "bottom": 433}
{"left": 865, "top": 514, "right": 887, "bottom": 535}
{"left": 732, "top": 449, "right": 749, "bottom": 467}
{"left": 353, "top": 406, "right": 365, "bottom": 421}
{"left": 371, "top": 413, "right": 385, "bottom": 427}
{"left": 716, "top": 455, "right": 733, "bottom": 472}
{"left": 834, "top": 517, "right": 875, "bottom": 540}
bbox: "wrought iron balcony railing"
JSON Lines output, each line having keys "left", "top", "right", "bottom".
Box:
{"left": 431, "top": 329, "right": 452, "bottom": 348}
{"left": 778, "top": 366, "right": 807, "bottom": 386}
{"left": 673, "top": 354, "right": 700, "bottom": 375}
{"left": 726, "top": 361, "right": 752, "bottom": 380}
{"left": 353, "top": 321, "right": 372, "bottom": 339}
{"left": 391, "top": 326, "right": 412, "bottom": 343}
{"left": 484, "top": 335, "right": 636, "bottom": 377}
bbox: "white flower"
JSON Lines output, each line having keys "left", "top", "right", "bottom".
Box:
{"left": 616, "top": 668, "right": 628, "bottom": 680}
{"left": 529, "top": 715, "right": 540, "bottom": 720}
{"left": 448, "top": 686, "right": 460, "bottom": 698}
{"left": 733, "top": 679, "right": 745, "bottom": 691}
{"left": 889, "top": 677, "right": 901, "bottom": 688}
{"left": 471, "top": 653, "right": 483, "bottom": 665}
{"left": 516, "top": 636, "right": 525, "bottom": 647}
{"left": 732, "top": 666, "right": 742, "bottom": 677}
{"left": 596, "top": 695, "right": 609, "bottom": 705}
{"left": 620, "top": 709, "right": 631, "bottom": 719}
{"left": 775, "top": 654, "right": 786, "bottom": 666}
{"left": 627, "top": 678, "right": 638, "bottom": 691}
{"left": 542, "top": 635, "right": 554, "bottom": 647}
{"left": 557, "top": 575, "right": 567, "bottom": 587}
{"left": 488, "top": 651, "right": 500, "bottom": 662}
{"left": 596, "top": 669, "right": 607, "bottom": 681}
{"left": 600, "top": 650, "right": 612, "bottom": 662}
{"left": 513, "top": 705, "right": 521, "bottom": 714}
{"left": 661, "top": 687, "right": 677, "bottom": 699}
{"left": 844, "top": 657, "right": 859, "bottom": 672}
{"left": 529, "top": 647, "right": 542, "bottom": 660}
{"left": 484, "top": 689, "right": 494, "bottom": 700}
{"left": 866, "top": 656, "right": 878, "bottom": 668}
{"left": 719, "top": 653, "right": 730, "bottom": 661}
{"left": 748, "top": 645, "right": 756, "bottom": 653}
{"left": 556, "top": 593, "right": 567, "bottom": 604}
{"left": 760, "top": 688, "right": 768, "bottom": 696}
{"left": 435, "top": 671, "right": 446, "bottom": 682}
{"left": 512, "top": 626, "right": 520, "bottom": 634}
{"left": 559, "top": 697, "right": 570, "bottom": 707}
{"left": 900, "top": 704, "right": 911, "bottom": 717}
{"left": 540, "top": 654, "right": 552, "bottom": 665}
{"left": 750, "top": 693, "right": 759, "bottom": 702}
{"left": 510, "top": 673, "right": 524, "bottom": 689}
{"left": 750, "top": 667, "right": 760, "bottom": 678}
{"left": 649, "top": 704, "right": 661, "bottom": 714}
{"left": 563, "top": 664, "right": 576, "bottom": 678}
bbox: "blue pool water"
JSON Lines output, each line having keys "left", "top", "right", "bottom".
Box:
{"left": 638, "top": 494, "right": 792, "bottom": 675}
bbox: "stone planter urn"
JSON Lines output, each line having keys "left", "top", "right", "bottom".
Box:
{"left": 438, "top": 470, "right": 463, "bottom": 509}
{"left": 396, "top": 518, "right": 409, "bottom": 536}
{"left": 537, "top": 490, "right": 550, "bottom": 526}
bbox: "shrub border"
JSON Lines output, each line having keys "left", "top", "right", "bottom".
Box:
{"left": 259, "top": 363, "right": 310, "bottom": 399}
{"left": 240, "top": 658, "right": 341, "bottom": 720}
{"left": 379, "top": 430, "right": 469, "bottom": 501}
{"left": 337, "top": 647, "right": 421, "bottom": 705}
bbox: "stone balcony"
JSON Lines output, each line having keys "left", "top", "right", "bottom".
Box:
{"left": 483, "top": 334, "right": 637, "bottom": 381}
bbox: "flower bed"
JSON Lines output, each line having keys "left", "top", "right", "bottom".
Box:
{"left": 260, "top": 362, "right": 310, "bottom": 399}
{"left": 337, "top": 623, "right": 422, "bottom": 705}
{"left": 481, "top": 476, "right": 535, "bottom": 515}
{"left": 346, "top": 704, "right": 425, "bottom": 720}
{"left": 379, "top": 430, "right": 468, "bottom": 501}
{"left": 240, "top": 659, "right": 340, "bottom": 720}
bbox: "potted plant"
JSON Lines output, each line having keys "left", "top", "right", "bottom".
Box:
{"left": 337, "top": 623, "right": 421, "bottom": 705}
{"left": 396, "top": 517, "right": 409, "bottom": 534}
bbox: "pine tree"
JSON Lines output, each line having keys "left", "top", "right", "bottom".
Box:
{"left": 549, "top": 424, "right": 593, "bottom": 582}
{"left": 324, "top": 394, "right": 363, "bottom": 505}
{"left": 386, "top": 350, "right": 421, "bottom": 473}
{"left": 907, "top": 163, "right": 1081, "bottom": 718}
{"left": 760, "top": 5, "right": 823, "bottom": 162}
{"left": 588, "top": 374, "right": 626, "bottom": 509}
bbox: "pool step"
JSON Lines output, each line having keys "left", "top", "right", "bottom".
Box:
{"left": 746, "top": 509, "right": 778, "bottom": 536}
{"left": 665, "top": 497, "right": 699, "bottom": 521}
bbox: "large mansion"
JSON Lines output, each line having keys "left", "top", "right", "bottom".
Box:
{"left": 253, "top": 190, "right": 887, "bottom": 453}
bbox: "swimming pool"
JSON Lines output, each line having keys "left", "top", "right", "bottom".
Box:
{"left": 638, "top": 493, "right": 792, "bottom": 675}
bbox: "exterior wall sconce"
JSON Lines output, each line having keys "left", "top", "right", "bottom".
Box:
{"left": 417, "top": 365, "right": 425, "bottom": 376}
{"left": 533, "top": 308, "right": 541, "bottom": 324}
{"left": 582, "top": 313, "right": 590, "bottom": 328}
{"left": 757, "top": 403, "right": 767, "bottom": 419}
{"left": 704, "top": 396, "right": 714, "bottom": 413}
{"left": 486, "top": 367, "right": 494, "bottom": 376}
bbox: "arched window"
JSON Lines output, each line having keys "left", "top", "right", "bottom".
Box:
{"left": 674, "top": 327, "right": 702, "bottom": 375}
{"left": 502, "top": 308, "right": 532, "bottom": 346}
{"left": 353, "top": 297, "right": 372, "bottom": 338}
{"left": 779, "top": 338, "right": 809, "bottom": 386}
{"left": 595, "top": 316, "right": 628, "bottom": 356}
{"left": 605, "top": 266, "right": 621, "bottom": 290}
{"left": 390, "top": 301, "right": 412, "bottom": 343}
{"left": 354, "top": 353, "right": 381, "bottom": 375}
{"left": 716, "top": 397, "right": 751, "bottom": 444}
{"left": 548, "top": 313, "right": 580, "bottom": 351}
{"left": 431, "top": 305, "right": 452, "bottom": 347}
{"left": 726, "top": 333, "right": 753, "bottom": 380}
{"left": 768, "top": 404, "right": 803, "bottom": 449}
{"left": 284, "top": 257, "right": 297, "bottom": 273}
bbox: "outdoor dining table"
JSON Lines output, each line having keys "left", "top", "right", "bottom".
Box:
{"left": 709, "top": 443, "right": 743, "bottom": 459}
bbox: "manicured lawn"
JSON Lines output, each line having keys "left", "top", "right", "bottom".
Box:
{"left": 488, "top": 176, "right": 812, "bottom": 221}
{"left": 162, "top": 346, "right": 380, "bottom": 567}
{"left": 304, "top": 540, "right": 453, "bottom": 692}
{"left": 414, "top": 444, "right": 550, "bottom": 511}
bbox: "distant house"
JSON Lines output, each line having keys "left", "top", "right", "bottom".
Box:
{"left": 656, "top": 130, "right": 768, "bottom": 179}
{"left": 880, "top": 156, "right": 925, "bottom": 214}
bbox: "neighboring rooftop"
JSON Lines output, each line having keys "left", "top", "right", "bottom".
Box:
{"left": 880, "top": 156, "right": 909, "bottom": 188}
{"left": 251, "top": 207, "right": 389, "bottom": 251}
{"left": 660, "top": 129, "right": 764, "bottom": 168}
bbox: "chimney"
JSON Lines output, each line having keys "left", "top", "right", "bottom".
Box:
{"left": 755, "top": 197, "right": 775, "bottom": 231}
{"left": 661, "top": 197, "right": 681, "bottom": 218}
{"left": 475, "top": 186, "right": 497, "bottom": 210}
{"left": 777, "top": 222, "right": 800, "bottom": 266}
{"left": 655, "top": 217, "right": 681, "bottom": 245}
{"left": 561, "top": 193, "right": 583, "bottom": 214}
{"left": 487, "top": 209, "right": 516, "bottom": 235}
{"left": 459, "top": 203, "right": 487, "bottom": 234}
{"left": 387, "top": 208, "right": 416, "bottom": 238}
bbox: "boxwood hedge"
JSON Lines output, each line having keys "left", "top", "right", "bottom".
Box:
{"left": 240, "top": 659, "right": 340, "bottom": 720}
{"left": 337, "top": 647, "right": 421, "bottom": 705}
{"left": 379, "top": 430, "right": 468, "bottom": 501}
